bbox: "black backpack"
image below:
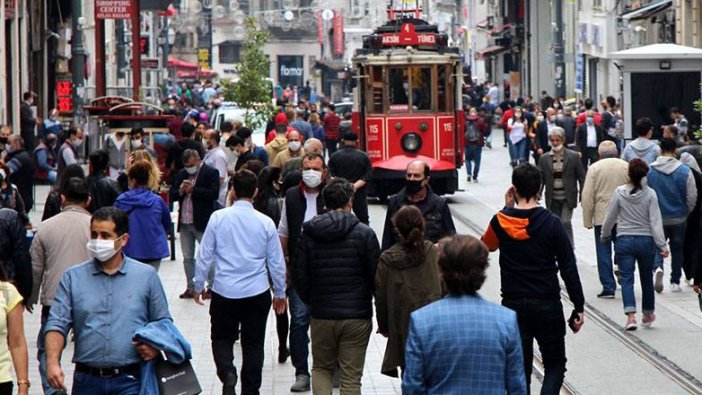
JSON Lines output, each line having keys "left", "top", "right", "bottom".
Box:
{"left": 465, "top": 120, "right": 480, "bottom": 143}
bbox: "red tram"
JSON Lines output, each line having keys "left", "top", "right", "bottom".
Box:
{"left": 351, "top": 7, "right": 464, "bottom": 199}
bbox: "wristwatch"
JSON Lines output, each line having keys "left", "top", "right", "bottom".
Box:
{"left": 17, "top": 379, "right": 30, "bottom": 388}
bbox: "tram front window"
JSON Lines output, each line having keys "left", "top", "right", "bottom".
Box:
{"left": 388, "top": 67, "right": 433, "bottom": 112}
{"left": 389, "top": 69, "right": 410, "bottom": 108}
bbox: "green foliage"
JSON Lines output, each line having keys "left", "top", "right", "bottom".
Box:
{"left": 220, "top": 18, "right": 275, "bottom": 129}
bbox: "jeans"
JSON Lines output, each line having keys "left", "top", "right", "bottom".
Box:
{"left": 180, "top": 223, "right": 212, "bottom": 290}
{"left": 210, "top": 290, "right": 271, "bottom": 395}
{"left": 509, "top": 138, "right": 529, "bottom": 166}
{"left": 502, "top": 298, "right": 566, "bottom": 395}
{"left": 549, "top": 199, "right": 574, "bottom": 247}
{"left": 654, "top": 222, "right": 687, "bottom": 284}
{"left": 310, "top": 319, "right": 372, "bottom": 395}
{"left": 594, "top": 226, "right": 617, "bottom": 293}
{"left": 38, "top": 306, "right": 59, "bottom": 395}
{"left": 465, "top": 145, "right": 483, "bottom": 179}
{"left": 326, "top": 139, "right": 338, "bottom": 157}
{"left": 581, "top": 147, "right": 598, "bottom": 169}
{"left": 616, "top": 235, "right": 656, "bottom": 315}
{"left": 288, "top": 287, "right": 311, "bottom": 376}
{"left": 72, "top": 370, "right": 140, "bottom": 395}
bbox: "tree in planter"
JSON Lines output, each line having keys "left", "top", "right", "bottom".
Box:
{"left": 220, "top": 17, "right": 275, "bottom": 130}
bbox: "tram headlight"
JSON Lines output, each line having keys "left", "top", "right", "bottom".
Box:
{"left": 401, "top": 133, "right": 422, "bottom": 153}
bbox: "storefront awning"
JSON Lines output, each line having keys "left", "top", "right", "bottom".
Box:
{"left": 476, "top": 45, "right": 509, "bottom": 60}
{"left": 476, "top": 19, "right": 490, "bottom": 30}
{"left": 620, "top": 0, "right": 672, "bottom": 21}
{"left": 490, "top": 23, "right": 514, "bottom": 37}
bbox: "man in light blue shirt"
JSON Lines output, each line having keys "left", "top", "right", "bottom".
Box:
{"left": 195, "top": 169, "right": 287, "bottom": 395}
{"left": 45, "top": 207, "right": 171, "bottom": 394}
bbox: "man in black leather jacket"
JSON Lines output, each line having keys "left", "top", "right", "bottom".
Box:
{"left": 0, "top": 208, "right": 32, "bottom": 304}
{"left": 86, "top": 150, "right": 122, "bottom": 212}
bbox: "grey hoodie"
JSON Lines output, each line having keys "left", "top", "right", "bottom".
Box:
{"left": 621, "top": 137, "right": 661, "bottom": 164}
{"left": 601, "top": 184, "right": 666, "bottom": 250}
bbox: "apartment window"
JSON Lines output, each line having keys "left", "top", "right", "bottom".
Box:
{"left": 593, "top": 0, "right": 602, "bottom": 8}
{"left": 219, "top": 42, "right": 241, "bottom": 64}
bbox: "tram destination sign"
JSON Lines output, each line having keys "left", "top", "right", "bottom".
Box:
{"left": 381, "top": 23, "right": 436, "bottom": 46}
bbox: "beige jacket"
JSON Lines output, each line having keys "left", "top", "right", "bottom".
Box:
{"left": 272, "top": 148, "right": 305, "bottom": 169}
{"left": 581, "top": 157, "right": 629, "bottom": 228}
{"left": 30, "top": 205, "right": 91, "bottom": 306}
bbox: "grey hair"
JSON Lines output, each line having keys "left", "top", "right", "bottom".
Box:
{"left": 597, "top": 140, "right": 618, "bottom": 158}
{"left": 547, "top": 126, "right": 566, "bottom": 141}
{"left": 182, "top": 148, "right": 201, "bottom": 164}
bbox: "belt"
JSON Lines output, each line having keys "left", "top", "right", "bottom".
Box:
{"left": 75, "top": 363, "right": 140, "bottom": 378}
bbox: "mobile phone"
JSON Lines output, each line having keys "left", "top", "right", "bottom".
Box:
{"left": 567, "top": 310, "right": 580, "bottom": 333}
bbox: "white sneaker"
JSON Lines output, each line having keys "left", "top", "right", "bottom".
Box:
{"left": 654, "top": 268, "right": 664, "bottom": 293}
{"left": 670, "top": 283, "right": 682, "bottom": 293}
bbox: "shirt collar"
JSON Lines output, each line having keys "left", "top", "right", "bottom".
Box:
{"left": 233, "top": 200, "right": 254, "bottom": 209}
{"left": 91, "top": 254, "right": 130, "bottom": 276}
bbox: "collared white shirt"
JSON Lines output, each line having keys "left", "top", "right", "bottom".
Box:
{"left": 586, "top": 125, "right": 597, "bottom": 148}
{"left": 204, "top": 146, "right": 229, "bottom": 206}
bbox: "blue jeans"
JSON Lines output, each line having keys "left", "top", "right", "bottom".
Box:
{"left": 464, "top": 145, "right": 483, "bottom": 179}
{"left": 179, "top": 224, "right": 213, "bottom": 291}
{"left": 38, "top": 307, "right": 58, "bottom": 395}
{"left": 594, "top": 226, "right": 617, "bottom": 293}
{"left": 72, "top": 371, "right": 140, "bottom": 395}
{"left": 508, "top": 138, "right": 529, "bottom": 166}
{"left": 616, "top": 235, "right": 656, "bottom": 314}
{"left": 288, "top": 287, "right": 310, "bottom": 376}
{"left": 654, "top": 222, "right": 687, "bottom": 284}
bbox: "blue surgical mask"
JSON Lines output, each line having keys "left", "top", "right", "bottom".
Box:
{"left": 586, "top": 117, "right": 594, "bottom": 125}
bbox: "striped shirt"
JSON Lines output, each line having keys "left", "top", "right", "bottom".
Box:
{"left": 552, "top": 155, "right": 566, "bottom": 201}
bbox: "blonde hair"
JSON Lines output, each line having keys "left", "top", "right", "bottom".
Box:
{"left": 130, "top": 149, "right": 161, "bottom": 191}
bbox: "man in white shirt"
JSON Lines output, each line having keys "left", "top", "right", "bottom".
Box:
{"left": 203, "top": 129, "right": 229, "bottom": 208}
{"left": 576, "top": 110, "right": 605, "bottom": 169}
{"left": 195, "top": 169, "right": 287, "bottom": 395}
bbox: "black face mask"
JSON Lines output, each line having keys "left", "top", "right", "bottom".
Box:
{"left": 405, "top": 179, "right": 424, "bottom": 195}
{"left": 0, "top": 137, "right": 7, "bottom": 145}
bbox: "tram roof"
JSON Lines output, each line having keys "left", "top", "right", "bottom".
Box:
{"left": 353, "top": 50, "right": 461, "bottom": 65}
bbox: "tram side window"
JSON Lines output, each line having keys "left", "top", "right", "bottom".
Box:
{"left": 367, "top": 66, "right": 384, "bottom": 113}
{"left": 437, "top": 65, "right": 454, "bottom": 113}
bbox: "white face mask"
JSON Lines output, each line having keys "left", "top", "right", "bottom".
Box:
{"left": 185, "top": 165, "right": 198, "bottom": 175}
{"left": 288, "top": 141, "right": 301, "bottom": 152}
{"left": 86, "top": 237, "right": 122, "bottom": 262}
{"left": 537, "top": 115, "right": 544, "bottom": 122}
{"left": 232, "top": 150, "right": 241, "bottom": 158}
{"left": 302, "top": 169, "right": 323, "bottom": 188}
{"left": 131, "top": 139, "right": 143, "bottom": 148}
{"left": 73, "top": 138, "right": 83, "bottom": 148}
{"left": 552, "top": 144, "right": 564, "bottom": 152}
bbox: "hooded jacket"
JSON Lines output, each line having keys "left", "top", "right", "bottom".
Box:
{"left": 621, "top": 137, "right": 661, "bottom": 164}
{"left": 601, "top": 184, "right": 666, "bottom": 250}
{"left": 647, "top": 156, "right": 697, "bottom": 225}
{"left": 293, "top": 210, "right": 380, "bottom": 320}
{"left": 114, "top": 188, "right": 172, "bottom": 261}
{"left": 481, "top": 206, "right": 585, "bottom": 312}
{"left": 375, "top": 240, "right": 442, "bottom": 377}
{"left": 265, "top": 136, "right": 288, "bottom": 165}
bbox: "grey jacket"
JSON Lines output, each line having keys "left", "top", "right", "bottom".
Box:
{"left": 537, "top": 148, "right": 585, "bottom": 209}
{"left": 601, "top": 184, "right": 667, "bottom": 250}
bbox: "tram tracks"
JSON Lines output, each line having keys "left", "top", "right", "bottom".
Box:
{"left": 449, "top": 207, "right": 702, "bottom": 395}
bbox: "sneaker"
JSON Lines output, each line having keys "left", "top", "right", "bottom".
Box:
{"left": 670, "top": 283, "right": 682, "bottom": 292}
{"left": 179, "top": 289, "right": 194, "bottom": 299}
{"left": 290, "top": 374, "right": 311, "bottom": 392}
{"left": 642, "top": 313, "right": 656, "bottom": 328}
{"left": 473, "top": 178, "right": 478, "bottom": 183}
{"left": 625, "top": 320, "right": 638, "bottom": 331}
{"left": 223, "top": 371, "right": 238, "bottom": 395}
{"left": 597, "top": 291, "right": 615, "bottom": 299}
{"left": 654, "top": 268, "right": 664, "bottom": 293}
{"left": 466, "top": 175, "right": 472, "bottom": 182}
{"left": 278, "top": 347, "right": 289, "bottom": 364}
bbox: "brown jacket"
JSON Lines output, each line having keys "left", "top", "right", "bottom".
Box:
{"left": 374, "top": 240, "right": 442, "bottom": 377}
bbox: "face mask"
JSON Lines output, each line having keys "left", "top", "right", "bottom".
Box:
{"left": 0, "top": 137, "right": 7, "bottom": 145}
{"left": 586, "top": 117, "right": 594, "bottom": 126}
{"left": 514, "top": 112, "right": 522, "bottom": 118}
{"left": 302, "top": 169, "right": 323, "bottom": 188}
{"left": 552, "top": 144, "right": 564, "bottom": 152}
{"left": 232, "top": 150, "right": 241, "bottom": 158}
{"left": 537, "top": 115, "right": 544, "bottom": 122}
{"left": 86, "top": 237, "right": 122, "bottom": 262}
{"left": 73, "top": 138, "right": 83, "bottom": 148}
{"left": 185, "top": 165, "right": 198, "bottom": 175}
{"left": 131, "top": 139, "right": 143, "bottom": 148}
{"left": 4, "top": 146, "right": 13, "bottom": 154}
{"left": 288, "top": 141, "right": 301, "bottom": 151}
{"left": 405, "top": 179, "right": 424, "bottom": 194}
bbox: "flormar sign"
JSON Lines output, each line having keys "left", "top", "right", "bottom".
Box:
{"left": 95, "top": 0, "right": 133, "bottom": 20}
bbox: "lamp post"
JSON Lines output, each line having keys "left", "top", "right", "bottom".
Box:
{"left": 553, "top": 0, "right": 566, "bottom": 97}
{"left": 71, "top": 0, "right": 85, "bottom": 119}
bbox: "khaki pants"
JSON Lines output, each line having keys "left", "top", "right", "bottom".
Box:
{"left": 310, "top": 318, "right": 372, "bottom": 395}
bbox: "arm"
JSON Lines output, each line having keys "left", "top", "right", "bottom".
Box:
{"left": 439, "top": 200, "right": 456, "bottom": 237}
{"left": 292, "top": 234, "right": 310, "bottom": 304}
{"left": 575, "top": 153, "right": 586, "bottom": 198}
{"left": 29, "top": 234, "right": 45, "bottom": 306}
{"left": 278, "top": 200, "right": 289, "bottom": 256}
{"left": 600, "top": 192, "right": 620, "bottom": 241}
{"left": 45, "top": 332, "right": 66, "bottom": 390}
{"left": 191, "top": 170, "right": 220, "bottom": 202}
{"left": 62, "top": 148, "right": 76, "bottom": 166}
{"left": 10, "top": 215, "right": 32, "bottom": 301}
{"left": 381, "top": 205, "right": 396, "bottom": 251}
{"left": 44, "top": 274, "right": 72, "bottom": 390}
{"left": 648, "top": 193, "right": 667, "bottom": 251}
{"left": 554, "top": 220, "right": 585, "bottom": 312}
{"left": 194, "top": 214, "right": 218, "bottom": 294}
{"left": 266, "top": 223, "right": 287, "bottom": 299}
{"left": 147, "top": 272, "right": 171, "bottom": 322}
{"left": 505, "top": 314, "right": 527, "bottom": 395}
{"left": 36, "top": 149, "right": 54, "bottom": 172}
{"left": 481, "top": 222, "right": 500, "bottom": 252}
{"left": 160, "top": 199, "right": 172, "bottom": 232}
{"left": 401, "top": 317, "right": 426, "bottom": 395}
{"left": 7, "top": 301, "right": 28, "bottom": 394}
{"left": 374, "top": 258, "right": 389, "bottom": 335}
{"left": 581, "top": 171, "right": 595, "bottom": 228}
{"left": 355, "top": 155, "right": 373, "bottom": 191}
{"left": 686, "top": 171, "right": 697, "bottom": 214}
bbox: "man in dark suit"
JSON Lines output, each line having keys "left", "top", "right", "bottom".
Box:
{"left": 170, "top": 148, "right": 220, "bottom": 299}
{"left": 534, "top": 108, "right": 558, "bottom": 162}
{"left": 537, "top": 126, "right": 586, "bottom": 246}
{"left": 20, "top": 91, "right": 38, "bottom": 151}
{"left": 575, "top": 110, "right": 606, "bottom": 169}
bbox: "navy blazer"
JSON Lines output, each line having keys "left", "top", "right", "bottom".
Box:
{"left": 170, "top": 163, "right": 220, "bottom": 232}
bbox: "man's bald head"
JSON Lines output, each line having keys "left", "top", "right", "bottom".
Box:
{"left": 304, "top": 138, "right": 323, "bottom": 154}
{"left": 406, "top": 160, "right": 430, "bottom": 179}
{"left": 287, "top": 131, "right": 301, "bottom": 142}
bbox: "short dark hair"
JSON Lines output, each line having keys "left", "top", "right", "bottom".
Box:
{"left": 130, "top": 126, "right": 144, "bottom": 137}
{"left": 606, "top": 96, "right": 616, "bottom": 108}
{"left": 512, "top": 164, "right": 542, "bottom": 202}
{"left": 91, "top": 207, "right": 129, "bottom": 236}
{"left": 328, "top": 103, "right": 336, "bottom": 111}
{"left": 221, "top": 121, "right": 234, "bottom": 133}
{"left": 241, "top": 159, "right": 265, "bottom": 176}
{"left": 127, "top": 160, "right": 152, "bottom": 187}
{"left": 61, "top": 177, "right": 90, "bottom": 204}
{"left": 323, "top": 178, "right": 354, "bottom": 210}
{"left": 23, "top": 92, "right": 34, "bottom": 101}
{"left": 636, "top": 117, "right": 653, "bottom": 137}
{"left": 231, "top": 169, "right": 258, "bottom": 199}
{"left": 303, "top": 152, "right": 325, "bottom": 166}
{"left": 89, "top": 150, "right": 110, "bottom": 173}
{"left": 236, "top": 127, "right": 253, "bottom": 140}
{"left": 584, "top": 98, "right": 593, "bottom": 110}
{"left": 182, "top": 123, "right": 196, "bottom": 138}
{"left": 670, "top": 107, "right": 681, "bottom": 114}
{"left": 182, "top": 148, "right": 201, "bottom": 164}
{"left": 660, "top": 137, "right": 677, "bottom": 153}
{"left": 67, "top": 126, "right": 80, "bottom": 138}
{"left": 438, "top": 235, "right": 489, "bottom": 295}
{"left": 226, "top": 135, "right": 244, "bottom": 148}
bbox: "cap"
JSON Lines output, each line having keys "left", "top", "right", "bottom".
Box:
{"left": 342, "top": 131, "right": 358, "bottom": 141}
{"left": 274, "top": 112, "right": 288, "bottom": 125}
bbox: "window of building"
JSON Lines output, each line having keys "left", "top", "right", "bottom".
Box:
{"left": 219, "top": 42, "right": 241, "bottom": 64}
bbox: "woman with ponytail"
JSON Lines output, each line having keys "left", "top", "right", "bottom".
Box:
{"left": 601, "top": 158, "right": 669, "bottom": 330}
{"left": 375, "top": 205, "right": 443, "bottom": 377}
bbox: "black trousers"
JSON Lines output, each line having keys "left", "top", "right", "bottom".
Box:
{"left": 353, "top": 189, "right": 369, "bottom": 225}
{"left": 581, "top": 147, "right": 598, "bottom": 169}
{"left": 0, "top": 381, "right": 11, "bottom": 395}
{"left": 502, "top": 298, "right": 567, "bottom": 395}
{"left": 210, "top": 290, "right": 271, "bottom": 395}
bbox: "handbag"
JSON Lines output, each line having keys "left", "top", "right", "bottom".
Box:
{"left": 154, "top": 357, "right": 202, "bottom": 395}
